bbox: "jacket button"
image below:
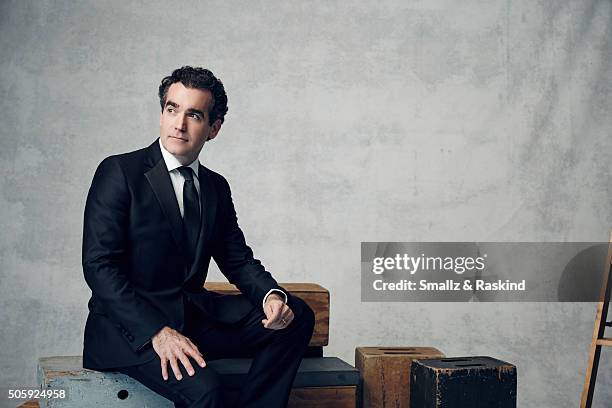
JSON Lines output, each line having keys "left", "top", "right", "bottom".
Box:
{"left": 127, "top": 334, "right": 134, "bottom": 342}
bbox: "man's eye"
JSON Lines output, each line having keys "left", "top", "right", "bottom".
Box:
{"left": 166, "top": 107, "right": 175, "bottom": 113}
{"left": 189, "top": 113, "right": 201, "bottom": 120}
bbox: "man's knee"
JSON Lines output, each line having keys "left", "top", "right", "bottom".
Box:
{"left": 290, "top": 296, "right": 315, "bottom": 337}
{"left": 173, "top": 367, "right": 223, "bottom": 408}
{"left": 187, "top": 386, "right": 224, "bottom": 408}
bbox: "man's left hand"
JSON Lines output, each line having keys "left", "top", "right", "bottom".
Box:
{"left": 262, "top": 294, "right": 294, "bottom": 330}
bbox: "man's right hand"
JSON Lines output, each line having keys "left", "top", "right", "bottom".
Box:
{"left": 151, "top": 326, "right": 206, "bottom": 381}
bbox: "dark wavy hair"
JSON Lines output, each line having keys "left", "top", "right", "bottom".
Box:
{"left": 158, "top": 66, "right": 228, "bottom": 125}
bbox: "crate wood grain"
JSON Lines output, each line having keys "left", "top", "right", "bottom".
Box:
{"left": 355, "top": 346, "right": 445, "bottom": 408}
{"left": 288, "top": 386, "right": 356, "bottom": 408}
{"left": 16, "top": 400, "right": 39, "bottom": 408}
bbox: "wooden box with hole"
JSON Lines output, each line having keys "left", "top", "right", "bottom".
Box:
{"left": 355, "top": 346, "right": 445, "bottom": 407}
{"left": 410, "top": 356, "right": 517, "bottom": 408}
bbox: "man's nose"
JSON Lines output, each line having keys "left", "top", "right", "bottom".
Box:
{"left": 174, "top": 114, "right": 187, "bottom": 131}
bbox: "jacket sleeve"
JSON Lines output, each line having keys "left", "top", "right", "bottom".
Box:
{"left": 82, "top": 157, "right": 167, "bottom": 352}
{"left": 211, "top": 175, "right": 284, "bottom": 308}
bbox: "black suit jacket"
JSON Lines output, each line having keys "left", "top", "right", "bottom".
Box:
{"left": 82, "top": 139, "right": 285, "bottom": 370}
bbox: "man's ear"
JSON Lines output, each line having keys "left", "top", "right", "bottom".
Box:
{"left": 207, "top": 119, "right": 222, "bottom": 141}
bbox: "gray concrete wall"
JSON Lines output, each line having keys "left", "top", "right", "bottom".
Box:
{"left": 1, "top": 1, "right": 610, "bottom": 406}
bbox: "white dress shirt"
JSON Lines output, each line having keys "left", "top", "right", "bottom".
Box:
{"left": 158, "top": 139, "right": 286, "bottom": 309}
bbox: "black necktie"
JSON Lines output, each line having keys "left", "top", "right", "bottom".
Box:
{"left": 177, "top": 166, "right": 200, "bottom": 262}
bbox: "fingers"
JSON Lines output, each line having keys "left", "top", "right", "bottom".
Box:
{"left": 155, "top": 330, "right": 206, "bottom": 381}
{"left": 263, "top": 304, "right": 295, "bottom": 330}
{"left": 262, "top": 301, "right": 283, "bottom": 329}
{"left": 278, "top": 307, "right": 294, "bottom": 328}
{"left": 169, "top": 354, "right": 182, "bottom": 381}
{"left": 163, "top": 351, "right": 204, "bottom": 381}
{"left": 177, "top": 350, "right": 195, "bottom": 378}
{"left": 269, "top": 304, "right": 283, "bottom": 324}
{"left": 185, "top": 339, "right": 206, "bottom": 369}
{"left": 282, "top": 308, "right": 295, "bottom": 326}
{"left": 160, "top": 357, "right": 169, "bottom": 381}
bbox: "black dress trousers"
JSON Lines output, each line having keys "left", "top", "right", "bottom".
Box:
{"left": 115, "top": 294, "right": 315, "bottom": 408}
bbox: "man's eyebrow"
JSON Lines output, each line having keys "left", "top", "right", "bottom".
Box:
{"left": 185, "top": 108, "right": 205, "bottom": 117}
{"left": 164, "top": 100, "right": 205, "bottom": 117}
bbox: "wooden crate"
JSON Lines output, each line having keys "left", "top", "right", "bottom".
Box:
{"left": 205, "top": 282, "right": 329, "bottom": 347}
{"left": 410, "top": 356, "right": 516, "bottom": 408}
{"left": 37, "top": 356, "right": 358, "bottom": 407}
{"left": 18, "top": 388, "right": 356, "bottom": 408}
{"left": 288, "top": 386, "right": 356, "bottom": 408}
{"left": 16, "top": 400, "right": 39, "bottom": 408}
{"left": 355, "top": 346, "right": 445, "bottom": 408}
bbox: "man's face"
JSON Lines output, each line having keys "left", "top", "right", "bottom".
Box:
{"left": 159, "top": 82, "right": 221, "bottom": 164}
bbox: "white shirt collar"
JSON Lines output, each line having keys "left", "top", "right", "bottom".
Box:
{"left": 158, "top": 138, "right": 200, "bottom": 177}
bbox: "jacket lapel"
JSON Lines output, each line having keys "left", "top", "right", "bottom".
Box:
{"left": 184, "top": 164, "right": 217, "bottom": 283}
{"left": 144, "top": 140, "right": 188, "bottom": 264}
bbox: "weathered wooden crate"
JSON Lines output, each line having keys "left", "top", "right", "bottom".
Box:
{"left": 16, "top": 400, "right": 39, "bottom": 408}
{"left": 288, "top": 387, "right": 357, "bottom": 408}
{"left": 410, "top": 356, "right": 517, "bottom": 408}
{"left": 204, "top": 282, "right": 330, "bottom": 348}
{"left": 355, "top": 346, "right": 445, "bottom": 408}
{"left": 37, "top": 356, "right": 358, "bottom": 407}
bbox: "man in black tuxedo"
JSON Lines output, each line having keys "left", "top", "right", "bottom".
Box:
{"left": 82, "top": 66, "right": 315, "bottom": 407}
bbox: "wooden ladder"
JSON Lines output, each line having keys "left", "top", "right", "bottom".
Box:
{"left": 580, "top": 235, "right": 612, "bottom": 407}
